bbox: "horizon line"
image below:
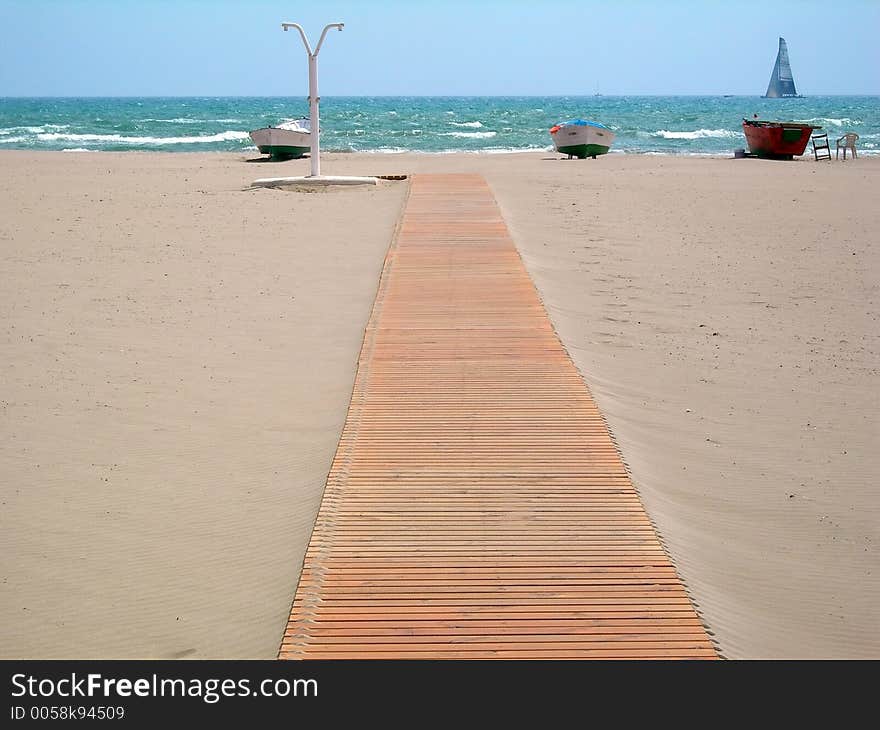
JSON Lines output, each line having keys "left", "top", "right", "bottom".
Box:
{"left": 2, "top": 93, "right": 878, "bottom": 99}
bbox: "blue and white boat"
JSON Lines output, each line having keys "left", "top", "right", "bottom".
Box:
{"left": 549, "top": 119, "right": 615, "bottom": 158}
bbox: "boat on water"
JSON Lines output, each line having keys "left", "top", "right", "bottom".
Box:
{"left": 550, "top": 119, "right": 615, "bottom": 159}
{"left": 249, "top": 118, "right": 311, "bottom": 160}
{"left": 742, "top": 119, "right": 820, "bottom": 159}
{"left": 764, "top": 37, "right": 801, "bottom": 98}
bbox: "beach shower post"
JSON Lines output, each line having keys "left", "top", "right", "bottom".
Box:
{"left": 282, "top": 21, "right": 344, "bottom": 177}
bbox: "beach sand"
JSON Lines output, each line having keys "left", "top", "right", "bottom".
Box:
{"left": 1, "top": 150, "right": 877, "bottom": 658}
{"left": 0, "top": 150, "right": 407, "bottom": 658}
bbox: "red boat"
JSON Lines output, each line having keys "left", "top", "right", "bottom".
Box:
{"left": 742, "top": 119, "right": 820, "bottom": 159}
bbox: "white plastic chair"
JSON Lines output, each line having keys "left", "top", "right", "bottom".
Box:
{"left": 836, "top": 133, "right": 859, "bottom": 160}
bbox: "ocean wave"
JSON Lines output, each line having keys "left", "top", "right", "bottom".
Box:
{"left": 801, "top": 117, "right": 861, "bottom": 127}
{"left": 440, "top": 131, "right": 497, "bottom": 139}
{"left": 449, "top": 121, "right": 484, "bottom": 128}
{"left": 427, "top": 146, "right": 550, "bottom": 155}
{"left": 482, "top": 146, "right": 551, "bottom": 154}
{"left": 640, "top": 150, "right": 731, "bottom": 157}
{"left": 358, "top": 147, "right": 408, "bottom": 154}
{"left": 653, "top": 128, "right": 738, "bottom": 140}
{"left": 330, "top": 146, "right": 548, "bottom": 155}
{"left": 0, "top": 136, "right": 28, "bottom": 144}
{"left": 1, "top": 124, "right": 69, "bottom": 135}
{"left": 61, "top": 148, "right": 91, "bottom": 152}
{"left": 35, "top": 130, "right": 250, "bottom": 145}
{"left": 141, "top": 118, "right": 244, "bottom": 124}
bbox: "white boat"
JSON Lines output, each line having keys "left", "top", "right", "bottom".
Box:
{"left": 549, "top": 119, "right": 615, "bottom": 159}
{"left": 249, "top": 118, "right": 311, "bottom": 159}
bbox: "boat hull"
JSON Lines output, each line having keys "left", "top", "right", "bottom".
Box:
{"left": 249, "top": 127, "right": 310, "bottom": 159}
{"left": 551, "top": 124, "right": 615, "bottom": 159}
{"left": 556, "top": 142, "right": 611, "bottom": 158}
{"left": 742, "top": 120, "right": 816, "bottom": 159}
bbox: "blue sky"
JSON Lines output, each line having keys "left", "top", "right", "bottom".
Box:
{"left": 1, "top": 0, "right": 877, "bottom": 96}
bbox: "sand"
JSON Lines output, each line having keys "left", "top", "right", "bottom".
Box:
{"left": 1, "top": 149, "right": 877, "bottom": 658}
{"left": 0, "top": 150, "right": 407, "bottom": 658}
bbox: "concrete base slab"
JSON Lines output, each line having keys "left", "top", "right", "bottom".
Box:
{"left": 252, "top": 175, "right": 378, "bottom": 188}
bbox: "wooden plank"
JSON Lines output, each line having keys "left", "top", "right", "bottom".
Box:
{"left": 278, "top": 174, "right": 716, "bottom": 660}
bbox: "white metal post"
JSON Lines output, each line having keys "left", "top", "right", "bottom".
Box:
{"left": 308, "top": 54, "right": 320, "bottom": 176}
{"left": 282, "top": 22, "right": 343, "bottom": 178}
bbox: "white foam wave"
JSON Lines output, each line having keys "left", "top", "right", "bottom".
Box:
{"left": 62, "top": 148, "right": 91, "bottom": 152}
{"left": 449, "top": 121, "right": 484, "bottom": 128}
{"left": 482, "top": 146, "right": 550, "bottom": 154}
{"left": 359, "top": 147, "right": 407, "bottom": 154}
{"left": 1, "top": 124, "right": 68, "bottom": 135}
{"left": 35, "top": 130, "right": 250, "bottom": 145}
{"left": 440, "top": 131, "right": 497, "bottom": 139}
{"left": 801, "top": 117, "right": 860, "bottom": 127}
{"left": 429, "top": 146, "right": 550, "bottom": 155}
{"left": 0, "top": 136, "right": 27, "bottom": 144}
{"left": 641, "top": 150, "right": 730, "bottom": 157}
{"left": 654, "top": 128, "right": 738, "bottom": 140}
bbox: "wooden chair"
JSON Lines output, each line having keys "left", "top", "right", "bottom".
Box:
{"left": 836, "top": 133, "right": 859, "bottom": 160}
{"left": 811, "top": 132, "right": 831, "bottom": 161}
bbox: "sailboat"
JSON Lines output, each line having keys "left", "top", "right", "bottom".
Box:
{"left": 763, "top": 37, "right": 801, "bottom": 98}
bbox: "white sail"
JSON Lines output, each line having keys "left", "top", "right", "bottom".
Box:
{"left": 764, "top": 37, "right": 799, "bottom": 98}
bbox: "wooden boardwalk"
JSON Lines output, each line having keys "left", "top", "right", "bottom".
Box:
{"left": 279, "top": 174, "right": 716, "bottom": 659}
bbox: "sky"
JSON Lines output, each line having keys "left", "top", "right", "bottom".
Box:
{"left": 0, "top": 0, "right": 878, "bottom": 96}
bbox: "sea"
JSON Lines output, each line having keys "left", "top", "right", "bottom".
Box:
{"left": 1, "top": 96, "right": 878, "bottom": 156}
